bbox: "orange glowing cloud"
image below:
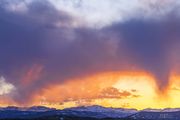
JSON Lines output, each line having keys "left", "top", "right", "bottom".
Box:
{"left": 2, "top": 70, "right": 180, "bottom": 110}
{"left": 98, "top": 87, "right": 135, "bottom": 99}
{"left": 26, "top": 71, "right": 160, "bottom": 109}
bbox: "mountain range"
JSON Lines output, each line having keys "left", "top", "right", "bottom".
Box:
{"left": 1, "top": 105, "right": 180, "bottom": 120}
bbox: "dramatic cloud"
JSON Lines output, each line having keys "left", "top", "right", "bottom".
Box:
{"left": 47, "top": 87, "right": 139, "bottom": 107}
{"left": 0, "top": 77, "right": 15, "bottom": 95}
{"left": 98, "top": 87, "right": 138, "bottom": 99}
{"left": 0, "top": 0, "right": 180, "bottom": 105}
{"left": 49, "top": 0, "right": 180, "bottom": 27}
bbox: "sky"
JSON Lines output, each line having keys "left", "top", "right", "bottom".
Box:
{"left": 0, "top": 0, "right": 180, "bottom": 110}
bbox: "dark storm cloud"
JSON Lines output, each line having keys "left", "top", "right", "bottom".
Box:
{"left": 0, "top": 0, "right": 74, "bottom": 80}
{"left": 107, "top": 18, "right": 180, "bottom": 90}
{"left": 0, "top": 0, "right": 180, "bottom": 103}
{"left": 0, "top": 0, "right": 77, "bottom": 102}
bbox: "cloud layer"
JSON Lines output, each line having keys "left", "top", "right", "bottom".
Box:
{"left": 0, "top": 0, "right": 180, "bottom": 104}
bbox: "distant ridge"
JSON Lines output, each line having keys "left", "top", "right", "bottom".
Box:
{"left": 1, "top": 105, "right": 180, "bottom": 112}
{"left": 0, "top": 106, "right": 55, "bottom": 111}
{"left": 1, "top": 105, "right": 180, "bottom": 119}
